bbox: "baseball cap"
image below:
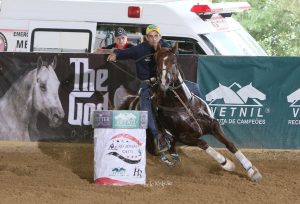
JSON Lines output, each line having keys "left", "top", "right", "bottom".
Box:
{"left": 115, "top": 27, "right": 127, "bottom": 37}
{"left": 146, "top": 24, "right": 160, "bottom": 35}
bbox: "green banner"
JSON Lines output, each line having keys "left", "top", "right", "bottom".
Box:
{"left": 197, "top": 56, "right": 300, "bottom": 149}
{"left": 93, "top": 110, "right": 148, "bottom": 129}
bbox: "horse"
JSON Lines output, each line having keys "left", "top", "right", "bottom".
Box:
{"left": 152, "top": 43, "right": 262, "bottom": 182}
{"left": 0, "top": 56, "right": 65, "bottom": 140}
{"left": 236, "top": 83, "right": 266, "bottom": 104}
{"left": 206, "top": 83, "right": 245, "bottom": 104}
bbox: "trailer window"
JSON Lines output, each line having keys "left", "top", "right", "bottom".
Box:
{"left": 199, "top": 29, "right": 267, "bottom": 56}
{"left": 96, "top": 24, "right": 144, "bottom": 49}
{"left": 31, "top": 29, "right": 92, "bottom": 53}
{"left": 162, "top": 37, "right": 206, "bottom": 55}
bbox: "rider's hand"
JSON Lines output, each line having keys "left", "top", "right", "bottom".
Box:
{"left": 107, "top": 53, "right": 117, "bottom": 62}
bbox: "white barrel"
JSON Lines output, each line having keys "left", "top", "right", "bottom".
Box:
{"left": 93, "top": 110, "right": 147, "bottom": 186}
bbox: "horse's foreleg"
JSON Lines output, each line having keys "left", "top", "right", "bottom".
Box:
{"left": 210, "top": 119, "right": 262, "bottom": 182}
{"left": 168, "top": 137, "right": 180, "bottom": 162}
{"left": 198, "top": 139, "right": 235, "bottom": 172}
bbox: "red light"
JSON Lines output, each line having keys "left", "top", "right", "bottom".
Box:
{"left": 191, "top": 2, "right": 251, "bottom": 14}
{"left": 191, "top": 5, "right": 209, "bottom": 13}
{"left": 128, "top": 6, "right": 141, "bottom": 18}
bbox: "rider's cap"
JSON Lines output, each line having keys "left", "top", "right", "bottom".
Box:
{"left": 146, "top": 24, "right": 160, "bottom": 35}
{"left": 115, "top": 27, "right": 127, "bottom": 37}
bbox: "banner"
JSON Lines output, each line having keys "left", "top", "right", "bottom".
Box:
{"left": 0, "top": 52, "right": 197, "bottom": 142}
{"left": 198, "top": 56, "right": 300, "bottom": 149}
{"left": 93, "top": 110, "right": 147, "bottom": 186}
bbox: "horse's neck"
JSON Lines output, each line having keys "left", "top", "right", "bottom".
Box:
{"left": 158, "top": 77, "right": 192, "bottom": 107}
{"left": 174, "top": 75, "right": 192, "bottom": 101}
{"left": 236, "top": 89, "right": 248, "bottom": 103}
{"left": 0, "top": 69, "right": 37, "bottom": 125}
{"left": 237, "top": 92, "right": 249, "bottom": 102}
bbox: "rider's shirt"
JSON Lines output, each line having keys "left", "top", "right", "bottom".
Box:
{"left": 113, "top": 40, "right": 170, "bottom": 80}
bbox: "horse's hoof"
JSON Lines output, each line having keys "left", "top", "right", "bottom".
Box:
{"left": 221, "top": 159, "right": 235, "bottom": 172}
{"left": 159, "top": 153, "right": 174, "bottom": 167}
{"left": 171, "top": 153, "right": 181, "bottom": 162}
{"left": 247, "top": 166, "right": 262, "bottom": 182}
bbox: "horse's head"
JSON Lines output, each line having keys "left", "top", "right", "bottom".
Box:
{"left": 33, "top": 56, "right": 65, "bottom": 127}
{"left": 237, "top": 83, "right": 266, "bottom": 102}
{"left": 154, "top": 43, "right": 180, "bottom": 91}
{"left": 205, "top": 84, "right": 224, "bottom": 102}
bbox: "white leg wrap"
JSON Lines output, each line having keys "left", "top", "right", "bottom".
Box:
{"left": 234, "top": 150, "right": 252, "bottom": 170}
{"left": 205, "top": 146, "right": 226, "bottom": 164}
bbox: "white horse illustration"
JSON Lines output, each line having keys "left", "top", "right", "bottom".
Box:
{"left": 206, "top": 83, "right": 244, "bottom": 104}
{"left": 0, "top": 56, "right": 65, "bottom": 140}
{"left": 236, "top": 83, "right": 266, "bottom": 103}
{"left": 287, "top": 88, "right": 300, "bottom": 104}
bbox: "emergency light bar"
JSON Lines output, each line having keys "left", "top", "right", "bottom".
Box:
{"left": 191, "top": 2, "right": 251, "bottom": 15}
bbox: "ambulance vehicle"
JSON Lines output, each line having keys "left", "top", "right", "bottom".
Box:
{"left": 0, "top": 0, "right": 267, "bottom": 55}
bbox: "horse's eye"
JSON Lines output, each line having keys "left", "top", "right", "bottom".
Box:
{"left": 40, "top": 83, "right": 47, "bottom": 92}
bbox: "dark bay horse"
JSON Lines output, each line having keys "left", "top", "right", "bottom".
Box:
{"left": 151, "top": 43, "right": 262, "bottom": 182}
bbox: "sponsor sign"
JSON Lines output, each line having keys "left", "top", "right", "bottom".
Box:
{"left": 287, "top": 88, "right": 300, "bottom": 125}
{"left": 94, "top": 128, "right": 146, "bottom": 185}
{"left": 93, "top": 110, "right": 148, "bottom": 129}
{"left": 0, "top": 52, "right": 196, "bottom": 142}
{"left": 205, "top": 82, "right": 267, "bottom": 125}
{"left": 198, "top": 56, "right": 300, "bottom": 149}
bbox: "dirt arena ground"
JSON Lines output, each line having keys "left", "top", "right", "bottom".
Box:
{"left": 0, "top": 141, "right": 299, "bottom": 204}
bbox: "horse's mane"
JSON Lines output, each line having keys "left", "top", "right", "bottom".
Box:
{"left": 154, "top": 46, "right": 171, "bottom": 62}
{"left": 0, "top": 56, "right": 37, "bottom": 98}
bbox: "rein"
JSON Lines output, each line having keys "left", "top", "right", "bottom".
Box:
{"left": 108, "top": 52, "right": 156, "bottom": 86}
{"left": 170, "top": 89, "right": 203, "bottom": 135}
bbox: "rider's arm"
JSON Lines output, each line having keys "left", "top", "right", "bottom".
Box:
{"left": 113, "top": 46, "right": 138, "bottom": 60}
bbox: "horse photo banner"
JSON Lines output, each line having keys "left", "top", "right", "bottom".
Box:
{"left": 197, "top": 56, "right": 300, "bottom": 149}
{"left": 0, "top": 52, "right": 197, "bottom": 142}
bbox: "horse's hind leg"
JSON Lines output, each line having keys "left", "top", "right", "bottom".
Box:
{"left": 197, "top": 139, "right": 236, "bottom": 172}
{"left": 210, "top": 119, "right": 262, "bottom": 182}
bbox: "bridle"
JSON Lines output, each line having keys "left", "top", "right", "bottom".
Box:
{"left": 156, "top": 50, "right": 203, "bottom": 134}
{"left": 156, "top": 52, "right": 184, "bottom": 90}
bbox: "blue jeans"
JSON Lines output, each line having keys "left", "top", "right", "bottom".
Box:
{"left": 184, "top": 80, "right": 205, "bottom": 100}
{"left": 139, "top": 83, "right": 158, "bottom": 138}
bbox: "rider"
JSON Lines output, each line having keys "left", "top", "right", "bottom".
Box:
{"left": 107, "top": 24, "right": 170, "bottom": 155}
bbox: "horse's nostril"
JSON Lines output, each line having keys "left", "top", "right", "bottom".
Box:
{"left": 53, "top": 113, "right": 60, "bottom": 120}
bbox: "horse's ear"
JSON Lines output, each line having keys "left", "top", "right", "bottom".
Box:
{"left": 37, "top": 56, "right": 43, "bottom": 70}
{"left": 171, "top": 42, "right": 178, "bottom": 54}
{"left": 51, "top": 56, "right": 57, "bottom": 70}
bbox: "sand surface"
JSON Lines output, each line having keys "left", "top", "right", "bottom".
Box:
{"left": 0, "top": 141, "right": 299, "bottom": 204}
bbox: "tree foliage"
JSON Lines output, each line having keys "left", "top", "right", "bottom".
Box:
{"left": 213, "top": 0, "right": 300, "bottom": 56}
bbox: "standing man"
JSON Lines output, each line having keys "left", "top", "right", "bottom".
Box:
{"left": 107, "top": 24, "right": 170, "bottom": 154}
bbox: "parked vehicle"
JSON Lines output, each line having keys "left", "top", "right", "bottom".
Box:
{"left": 0, "top": 0, "right": 266, "bottom": 55}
